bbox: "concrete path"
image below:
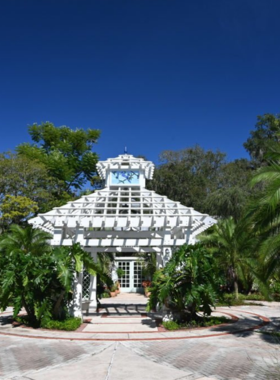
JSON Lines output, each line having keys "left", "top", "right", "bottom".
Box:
{"left": 0, "top": 294, "right": 280, "bottom": 379}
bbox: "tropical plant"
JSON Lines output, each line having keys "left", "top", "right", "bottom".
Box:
{"left": 246, "top": 141, "right": 280, "bottom": 283}
{"left": 199, "top": 217, "right": 258, "bottom": 299}
{"left": 116, "top": 267, "right": 125, "bottom": 279}
{"left": 147, "top": 243, "right": 220, "bottom": 322}
{"left": 0, "top": 225, "right": 111, "bottom": 326}
{"left": 137, "top": 252, "right": 157, "bottom": 280}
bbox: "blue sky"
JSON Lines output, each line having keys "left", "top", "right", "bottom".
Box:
{"left": 0, "top": 0, "right": 279, "bottom": 164}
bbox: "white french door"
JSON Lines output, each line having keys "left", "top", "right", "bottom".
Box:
{"left": 117, "top": 259, "right": 143, "bottom": 293}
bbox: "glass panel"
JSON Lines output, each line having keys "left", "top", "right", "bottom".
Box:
{"left": 118, "top": 261, "right": 130, "bottom": 288}
{"left": 133, "top": 262, "right": 143, "bottom": 287}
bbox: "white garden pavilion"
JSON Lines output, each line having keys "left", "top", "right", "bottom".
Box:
{"left": 29, "top": 154, "right": 216, "bottom": 316}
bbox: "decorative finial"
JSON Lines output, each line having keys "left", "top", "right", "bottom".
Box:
{"left": 124, "top": 146, "right": 128, "bottom": 154}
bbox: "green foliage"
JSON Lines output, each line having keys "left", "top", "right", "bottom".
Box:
{"left": 162, "top": 321, "right": 179, "bottom": 330}
{"left": 101, "top": 292, "right": 110, "bottom": 299}
{"left": 137, "top": 252, "right": 157, "bottom": 280}
{"left": 148, "top": 146, "right": 226, "bottom": 213}
{"left": 148, "top": 147, "right": 252, "bottom": 220}
{"left": 217, "top": 293, "right": 246, "bottom": 306}
{"left": 0, "top": 195, "right": 38, "bottom": 227}
{"left": 116, "top": 267, "right": 125, "bottom": 278}
{"left": 163, "top": 316, "right": 230, "bottom": 330}
{"left": 17, "top": 122, "right": 100, "bottom": 191}
{"left": 0, "top": 152, "right": 58, "bottom": 217}
{"left": 245, "top": 142, "right": 280, "bottom": 285}
{"left": 206, "top": 159, "right": 253, "bottom": 220}
{"left": 202, "top": 316, "right": 229, "bottom": 327}
{"left": 110, "top": 284, "right": 118, "bottom": 292}
{"left": 216, "top": 292, "right": 269, "bottom": 306}
{"left": 147, "top": 243, "right": 220, "bottom": 322}
{"left": 200, "top": 217, "right": 259, "bottom": 299}
{"left": 244, "top": 113, "right": 280, "bottom": 165}
{"left": 0, "top": 225, "right": 107, "bottom": 327}
{"left": 270, "top": 279, "right": 280, "bottom": 295}
{"left": 41, "top": 317, "right": 82, "bottom": 331}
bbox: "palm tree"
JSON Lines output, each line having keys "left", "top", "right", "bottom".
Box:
{"left": 246, "top": 141, "right": 280, "bottom": 281}
{"left": 200, "top": 217, "right": 257, "bottom": 299}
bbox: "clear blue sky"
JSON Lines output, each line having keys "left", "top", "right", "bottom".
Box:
{"left": 1, "top": 0, "right": 279, "bottom": 164}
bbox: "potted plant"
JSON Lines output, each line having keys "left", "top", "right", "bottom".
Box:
{"left": 115, "top": 281, "right": 120, "bottom": 294}
{"left": 142, "top": 280, "right": 152, "bottom": 297}
{"left": 109, "top": 284, "right": 118, "bottom": 297}
{"left": 116, "top": 268, "right": 125, "bottom": 292}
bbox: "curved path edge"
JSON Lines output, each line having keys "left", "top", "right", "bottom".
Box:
{"left": 0, "top": 308, "right": 270, "bottom": 341}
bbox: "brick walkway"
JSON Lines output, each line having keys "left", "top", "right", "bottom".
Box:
{"left": 0, "top": 296, "right": 279, "bottom": 379}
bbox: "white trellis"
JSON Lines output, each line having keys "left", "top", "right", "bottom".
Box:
{"left": 82, "top": 270, "right": 91, "bottom": 300}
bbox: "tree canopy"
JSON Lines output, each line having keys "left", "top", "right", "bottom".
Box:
{"left": 17, "top": 122, "right": 101, "bottom": 192}
{"left": 148, "top": 145, "right": 226, "bottom": 213}
{"left": 244, "top": 113, "right": 280, "bottom": 165}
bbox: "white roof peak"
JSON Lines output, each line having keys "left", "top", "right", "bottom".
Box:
{"left": 96, "top": 154, "right": 155, "bottom": 180}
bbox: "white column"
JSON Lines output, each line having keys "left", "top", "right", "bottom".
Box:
{"left": 156, "top": 251, "right": 163, "bottom": 269}
{"left": 111, "top": 256, "right": 118, "bottom": 283}
{"left": 162, "top": 247, "right": 172, "bottom": 267}
{"left": 69, "top": 271, "right": 83, "bottom": 319}
{"left": 89, "top": 251, "right": 97, "bottom": 308}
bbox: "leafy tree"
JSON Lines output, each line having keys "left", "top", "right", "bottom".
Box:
{"left": 17, "top": 122, "right": 101, "bottom": 192}
{"left": 148, "top": 146, "right": 226, "bottom": 213}
{"left": 0, "top": 195, "right": 38, "bottom": 229}
{"left": 0, "top": 152, "right": 55, "bottom": 206}
{"left": 244, "top": 113, "right": 280, "bottom": 165}
{"left": 147, "top": 243, "right": 220, "bottom": 322}
{"left": 206, "top": 159, "right": 253, "bottom": 220}
{"left": 199, "top": 217, "right": 258, "bottom": 299}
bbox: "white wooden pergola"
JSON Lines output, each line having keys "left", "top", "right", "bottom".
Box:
{"left": 29, "top": 154, "right": 216, "bottom": 316}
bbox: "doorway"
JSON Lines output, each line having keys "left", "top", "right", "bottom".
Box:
{"left": 116, "top": 258, "right": 144, "bottom": 293}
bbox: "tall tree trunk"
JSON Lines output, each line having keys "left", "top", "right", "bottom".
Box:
{"left": 234, "top": 280, "right": 239, "bottom": 300}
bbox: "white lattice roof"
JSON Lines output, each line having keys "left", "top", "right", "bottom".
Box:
{"left": 29, "top": 187, "right": 215, "bottom": 234}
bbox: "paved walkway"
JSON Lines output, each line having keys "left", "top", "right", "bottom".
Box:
{"left": 0, "top": 294, "right": 280, "bottom": 379}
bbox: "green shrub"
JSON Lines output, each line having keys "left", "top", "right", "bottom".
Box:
{"left": 217, "top": 293, "right": 246, "bottom": 306}
{"left": 116, "top": 268, "right": 125, "bottom": 278}
{"left": 217, "top": 292, "right": 275, "bottom": 306}
{"left": 110, "top": 284, "right": 118, "bottom": 292}
{"left": 147, "top": 243, "right": 220, "bottom": 322}
{"left": 202, "top": 316, "right": 229, "bottom": 326}
{"left": 101, "top": 292, "right": 110, "bottom": 298}
{"left": 244, "top": 293, "right": 266, "bottom": 301}
{"left": 162, "top": 320, "right": 179, "bottom": 330}
{"left": 41, "top": 317, "right": 82, "bottom": 331}
{"left": 163, "top": 316, "right": 230, "bottom": 330}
